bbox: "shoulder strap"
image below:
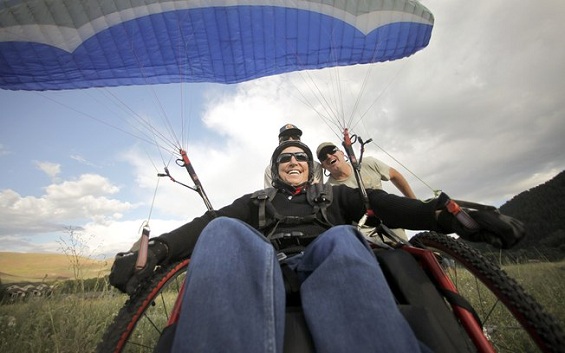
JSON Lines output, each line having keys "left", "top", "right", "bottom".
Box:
{"left": 306, "top": 183, "right": 334, "bottom": 227}
{"left": 251, "top": 188, "right": 277, "bottom": 229}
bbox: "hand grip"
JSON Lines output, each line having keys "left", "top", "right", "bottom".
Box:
{"left": 445, "top": 198, "right": 481, "bottom": 231}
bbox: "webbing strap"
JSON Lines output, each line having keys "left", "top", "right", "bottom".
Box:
{"left": 251, "top": 188, "right": 275, "bottom": 229}
{"left": 441, "top": 288, "right": 483, "bottom": 327}
{"left": 257, "top": 193, "right": 268, "bottom": 228}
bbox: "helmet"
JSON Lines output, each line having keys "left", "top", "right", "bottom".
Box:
{"left": 270, "top": 140, "right": 314, "bottom": 188}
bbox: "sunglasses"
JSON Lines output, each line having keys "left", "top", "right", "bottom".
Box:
{"left": 279, "top": 134, "right": 301, "bottom": 142}
{"left": 317, "top": 146, "right": 338, "bottom": 162}
{"left": 276, "top": 152, "right": 309, "bottom": 164}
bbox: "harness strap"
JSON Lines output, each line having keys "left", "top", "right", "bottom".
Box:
{"left": 440, "top": 288, "right": 483, "bottom": 327}
{"left": 269, "top": 231, "right": 306, "bottom": 240}
{"left": 307, "top": 182, "right": 334, "bottom": 228}
{"left": 251, "top": 188, "right": 275, "bottom": 229}
{"left": 257, "top": 192, "right": 268, "bottom": 228}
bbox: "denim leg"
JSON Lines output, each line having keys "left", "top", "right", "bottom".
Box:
{"left": 171, "top": 217, "right": 285, "bottom": 353}
{"left": 297, "top": 225, "right": 424, "bottom": 353}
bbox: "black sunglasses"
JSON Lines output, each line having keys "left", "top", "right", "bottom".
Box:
{"left": 279, "top": 134, "right": 301, "bottom": 142}
{"left": 276, "top": 152, "right": 309, "bottom": 164}
{"left": 317, "top": 146, "right": 338, "bottom": 162}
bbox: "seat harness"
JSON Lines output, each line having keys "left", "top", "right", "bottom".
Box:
{"left": 252, "top": 183, "right": 335, "bottom": 293}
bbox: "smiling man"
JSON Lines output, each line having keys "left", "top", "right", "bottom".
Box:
{"left": 110, "top": 140, "right": 525, "bottom": 353}
{"left": 317, "top": 141, "right": 417, "bottom": 240}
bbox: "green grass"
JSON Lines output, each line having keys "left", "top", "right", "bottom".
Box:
{"left": 503, "top": 261, "right": 565, "bottom": 328}
{"left": 0, "top": 261, "right": 563, "bottom": 353}
{"left": 0, "top": 292, "right": 127, "bottom": 353}
{"left": 441, "top": 260, "right": 565, "bottom": 352}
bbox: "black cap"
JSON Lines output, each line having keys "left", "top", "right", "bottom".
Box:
{"left": 278, "top": 124, "right": 303, "bottom": 138}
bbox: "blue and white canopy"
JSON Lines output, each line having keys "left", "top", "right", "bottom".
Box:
{"left": 0, "top": 0, "right": 434, "bottom": 90}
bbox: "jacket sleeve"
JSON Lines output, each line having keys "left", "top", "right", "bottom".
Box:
{"left": 332, "top": 184, "right": 440, "bottom": 231}
{"left": 367, "top": 189, "right": 439, "bottom": 230}
{"left": 156, "top": 193, "right": 255, "bottom": 262}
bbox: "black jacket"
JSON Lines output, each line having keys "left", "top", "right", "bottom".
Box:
{"left": 157, "top": 184, "right": 441, "bottom": 262}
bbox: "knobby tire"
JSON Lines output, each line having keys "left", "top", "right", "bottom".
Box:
{"left": 96, "top": 260, "right": 189, "bottom": 353}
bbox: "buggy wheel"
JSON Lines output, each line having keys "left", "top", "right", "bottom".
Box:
{"left": 96, "top": 259, "right": 189, "bottom": 353}
{"left": 410, "top": 232, "right": 564, "bottom": 353}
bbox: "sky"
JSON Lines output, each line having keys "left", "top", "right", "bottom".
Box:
{"left": 1, "top": 0, "right": 564, "bottom": 259}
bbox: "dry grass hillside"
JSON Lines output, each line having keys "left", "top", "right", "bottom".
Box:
{"left": 0, "top": 252, "right": 111, "bottom": 284}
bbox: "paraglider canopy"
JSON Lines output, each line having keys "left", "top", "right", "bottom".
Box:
{"left": 0, "top": 0, "right": 434, "bottom": 91}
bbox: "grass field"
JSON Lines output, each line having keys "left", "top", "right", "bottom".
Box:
{"left": 0, "top": 252, "right": 111, "bottom": 283}
{"left": 0, "top": 254, "right": 563, "bottom": 353}
{"left": 503, "top": 261, "right": 565, "bottom": 328}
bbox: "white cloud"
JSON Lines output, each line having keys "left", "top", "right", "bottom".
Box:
{"left": 34, "top": 161, "right": 61, "bottom": 180}
{"left": 83, "top": 218, "right": 188, "bottom": 258}
{"left": 70, "top": 154, "right": 99, "bottom": 167}
{"left": 45, "top": 174, "right": 119, "bottom": 199}
{"left": 0, "top": 174, "right": 135, "bottom": 237}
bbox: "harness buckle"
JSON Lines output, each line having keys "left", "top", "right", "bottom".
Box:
{"left": 270, "top": 231, "right": 305, "bottom": 249}
{"left": 276, "top": 252, "right": 287, "bottom": 262}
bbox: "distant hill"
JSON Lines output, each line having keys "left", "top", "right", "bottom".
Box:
{"left": 485, "top": 170, "right": 565, "bottom": 261}
{"left": 0, "top": 252, "right": 111, "bottom": 284}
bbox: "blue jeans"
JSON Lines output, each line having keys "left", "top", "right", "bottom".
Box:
{"left": 171, "top": 217, "right": 427, "bottom": 353}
